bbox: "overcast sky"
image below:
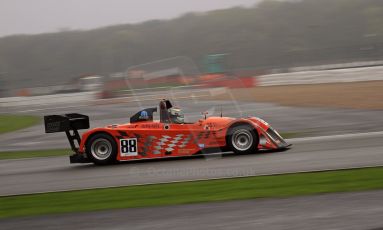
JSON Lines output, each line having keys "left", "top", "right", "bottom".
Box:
{"left": 0, "top": 0, "right": 260, "bottom": 37}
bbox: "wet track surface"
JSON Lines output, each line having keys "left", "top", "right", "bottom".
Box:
{"left": 1, "top": 100, "right": 383, "bottom": 229}
{"left": 1, "top": 131, "right": 382, "bottom": 196}
{"left": 2, "top": 100, "right": 383, "bottom": 152}
{"left": 2, "top": 190, "right": 383, "bottom": 230}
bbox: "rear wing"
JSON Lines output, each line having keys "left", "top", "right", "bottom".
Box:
{"left": 44, "top": 113, "right": 89, "bottom": 153}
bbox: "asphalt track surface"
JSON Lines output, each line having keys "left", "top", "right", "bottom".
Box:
{"left": 1, "top": 131, "right": 382, "bottom": 196}
{"left": 2, "top": 100, "right": 383, "bottom": 152}
{"left": 2, "top": 190, "right": 383, "bottom": 230}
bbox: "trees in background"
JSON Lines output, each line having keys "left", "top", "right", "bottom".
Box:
{"left": 0, "top": 0, "right": 382, "bottom": 88}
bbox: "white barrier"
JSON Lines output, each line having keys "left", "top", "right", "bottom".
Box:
{"left": 0, "top": 92, "right": 97, "bottom": 107}
{"left": 258, "top": 66, "right": 383, "bottom": 86}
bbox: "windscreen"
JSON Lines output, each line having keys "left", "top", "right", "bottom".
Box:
{"left": 108, "top": 56, "right": 254, "bottom": 122}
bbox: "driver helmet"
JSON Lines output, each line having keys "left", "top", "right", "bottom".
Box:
{"left": 168, "top": 107, "right": 184, "bottom": 124}
{"left": 139, "top": 110, "right": 149, "bottom": 120}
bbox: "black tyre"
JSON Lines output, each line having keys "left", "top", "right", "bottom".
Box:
{"left": 86, "top": 133, "right": 117, "bottom": 165}
{"left": 227, "top": 125, "right": 259, "bottom": 154}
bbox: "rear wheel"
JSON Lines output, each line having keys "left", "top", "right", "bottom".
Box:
{"left": 86, "top": 133, "right": 117, "bottom": 165}
{"left": 227, "top": 125, "right": 259, "bottom": 154}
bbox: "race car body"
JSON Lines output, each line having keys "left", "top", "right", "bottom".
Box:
{"left": 44, "top": 99, "right": 290, "bottom": 165}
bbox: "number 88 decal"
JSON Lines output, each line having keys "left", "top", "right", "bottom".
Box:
{"left": 120, "top": 138, "right": 138, "bottom": 156}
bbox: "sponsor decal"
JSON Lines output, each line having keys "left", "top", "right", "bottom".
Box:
{"left": 206, "top": 122, "right": 216, "bottom": 128}
{"left": 141, "top": 124, "right": 160, "bottom": 129}
{"left": 178, "top": 149, "right": 194, "bottom": 154}
{"left": 46, "top": 121, "right": 61, "bottom": 132}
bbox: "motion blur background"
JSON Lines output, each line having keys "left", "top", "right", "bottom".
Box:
{"left": 1, "top": 0, "right": 383, "bottom": 229}
{"left": 0, "top": 0, "right": 382, "bottom": 96}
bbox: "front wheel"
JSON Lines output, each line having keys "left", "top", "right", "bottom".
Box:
{"left": 86, "top": 133, "right": 117, "bottom": 165}
{"left": 227, "top": 125, "right": 259, "bottom": 154}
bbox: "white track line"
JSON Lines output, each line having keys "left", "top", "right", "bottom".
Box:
{"left": 287, "top": 131, "right": 383, "bottom": 143}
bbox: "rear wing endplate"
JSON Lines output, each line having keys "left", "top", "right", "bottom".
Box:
{"left": 44, "top": 113, "right": 89, "bottom": 153}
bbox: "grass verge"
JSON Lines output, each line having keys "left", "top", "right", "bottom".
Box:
{"left": 1, "top": 167, "right": 383, "bottom": 219}
{"left": 0, "top": 149, "right": 70, "bottom": 160}
{"left": 280, "top": 132, "right": 301, "bottom": 139}
{"left": 0, "top": 115, "right": 40, "bottom": 134}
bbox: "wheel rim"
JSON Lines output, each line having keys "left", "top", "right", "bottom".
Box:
{"left": 90, "top": 138, "right": 112, "bottom": 160}
{"left": 231, "top": 129, "right": 253, "bottom": 151}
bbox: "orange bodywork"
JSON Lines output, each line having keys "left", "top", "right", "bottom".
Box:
{"left": 78, "top": 116, "right": 284, "bottom": 161}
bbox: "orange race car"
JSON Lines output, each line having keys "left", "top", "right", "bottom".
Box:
{"left": 44, "top": 99, "right": 291, "bottom": 165}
